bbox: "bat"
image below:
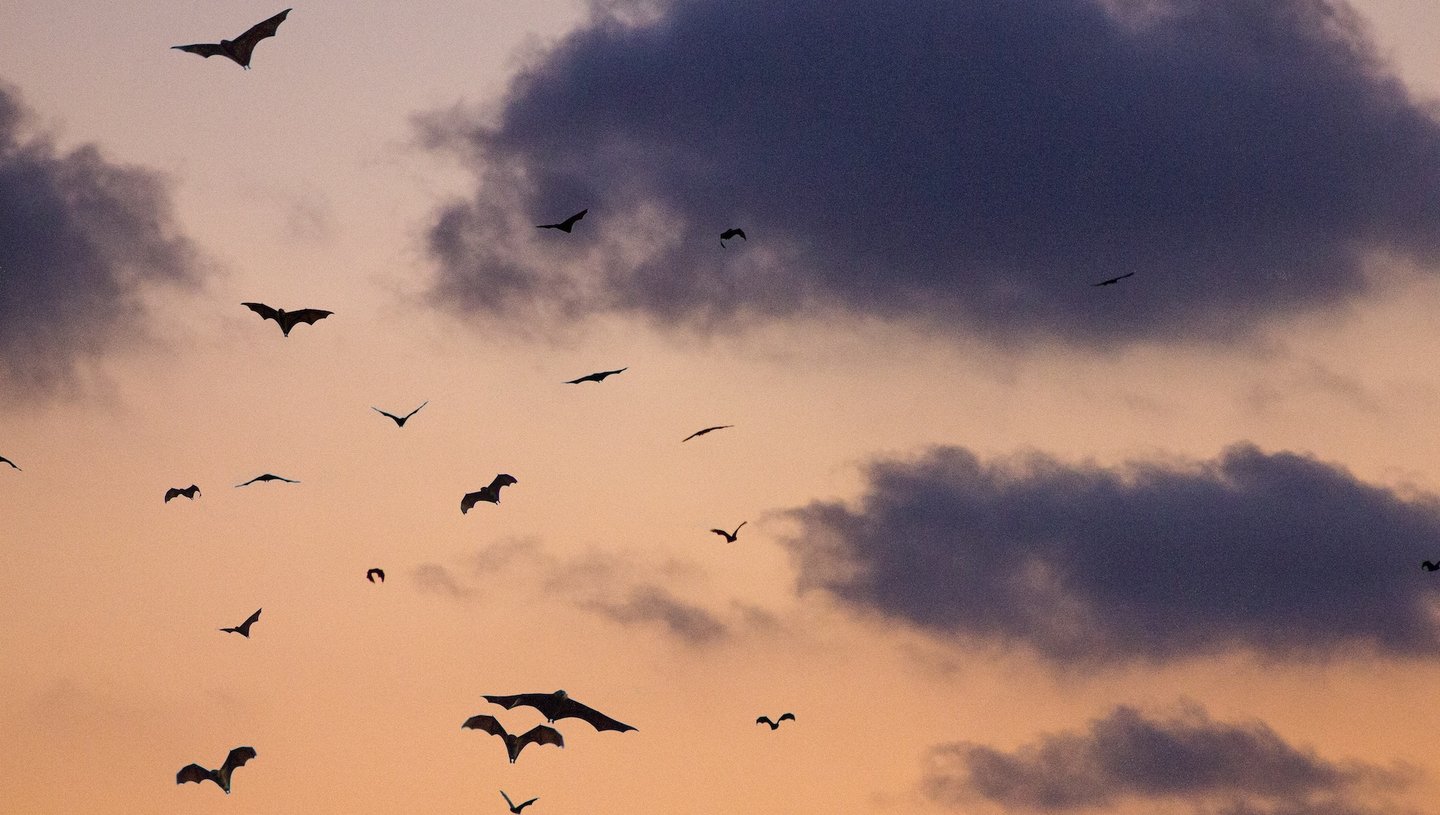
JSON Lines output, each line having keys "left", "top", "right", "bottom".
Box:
{"left": 1423, "top": 561, "right": 1439, "bottom": 572}
{"left": 235, "top": 473, "right": 299, "bottom": 487}
{"left": 1091, "top": 272, "right": 1135, "bottom": 287}
{"left": 366, "top": 568, "right": 385, "bottom": 583}
{"left": 756, "top": 713, "right": 795, "bottom": 730}
{"left": 461, "top": 474, "right": 517, "bottom": 514}
{"left": 164, "top": 485, "right": 201, "bottom": 503}
{"left": 536, "top": 209, "right": 586, "bottom": 232}
{"left": 720, "top": 228, "right": 746, "bottom": 246}
{"left": 220, "top": 608, "right": 262, "bottom": 637}
{"left": 1, "top": 455, "right": 20, "bottom": 470}
{"left": 241, "top": 302, "right": 334, "bottom": 337}
{"left": 564, "top": 367, "right": 627, "bottom": 384}
{"left": 483, "top": 690, "right": 637, "bottom": 732}
{"left": 501, "top": 790, "right": 539, "bottom": 813}
{"left": 176, "top": 746, "right": 257, "bottom": 794}
{"left": 172, "top": 9, "right": 291, "bottom": 70}
{"left": 709, "top": 522, "right": 747, "bottom": 542}
{"left": 372, "top": 401, "right": 427, "bottom": 427}
{"left": 461, "top": 715, "right": 564, "bottom": 763}
{"left": 682, "top": 425, "right": 733, "bottom": 442}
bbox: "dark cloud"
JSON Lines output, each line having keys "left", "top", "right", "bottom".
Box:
{"left": 0, "top": 81, "right": 197, "bottom": 394}
{"left": 924, "top": 703, "right": 1404, "bottom": 815}
{"left": 422, "top": 0, "right": 1440, "bottom": 346}
{"left": 579, "top": 584, "right": 729, "bottom": 645}
{"left": 784, "top": 443, "right": 1440, "bottom": 664}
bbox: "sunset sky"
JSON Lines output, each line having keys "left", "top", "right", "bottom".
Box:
{"left": 6, "top": 1, "right": 1440, "bottom": 813}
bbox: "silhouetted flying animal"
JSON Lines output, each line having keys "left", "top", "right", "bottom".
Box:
{"left": 165, "top": 485, "right": 201, "bottom": 503}
{"left": 720, "top": 228, "right": 746, "bottom": 246}
{"left": 564, "top": 367, "right": 627, "bottom": 384}
{"left": 462, "top": 715, "right": 563, "bottom": 763}
{"left": 1, "top": 455, "right": 20, "bottom": 470}
{"left": 537, "top": 210, "right": 586, "bottom": 232}
{"left": 242, "top": 302, "right": 333, "bottom": 336}
{"left": 172, "top": 10, "right": 290, "bottom": 69}
{"left": 1423, "top": 561, "right": 1440, "bottom": 572}
{"left": 220, "top": 608, "right": 262, "bottom": 637}
{"left": 1091, "top": 272, "right": 1135, "bottom": 287}
{"left": 683, "top": 425, "right": 733, "bottom": 442}
{"left": 462, "top": 474, "right": 517, "bottom": 513}
{"left": 483, "top": 690, "right": 636, "bottom": 732}
{"left": 710, "top": 522, "right": 747, "bottom": 542}
{"left": 176, "top": 746, "right": 257, "bottom": 794}
{"left": 501, "top": 790, "right": 539, "bottom": 813}
{"left": 372, "top": 401, "right": 427, "bottom": 427}
{"left": 366, "top": 568, "right": 385, "bottom": 583}
{"left": 235, "top": 473, "right": 299, "bottom": 487}
{"left": 756, "top": 713, "right": 795, "bottom": 730}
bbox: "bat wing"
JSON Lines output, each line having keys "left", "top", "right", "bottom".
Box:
{"left": 165, "top": 488, "right": 182, "bottom": 502}
{"left": 460, "top": 492, "right": 481, "bottom": 514}
{"left": 402, "top": 401, "right": 429, "bottom": 421}
{"left": 779, "top": 712, "right": 795, "bottom": 722}
{"left": 172, "top": 43, "right": 226, "bottom": 58}
{"left": 372, "top": 407, "right": 401, "bottom": 423}
{"left": 0, "top": 456, "right": 18, "bottom": 470}
{"left": 488, "top": 473, "right": 517, "bottom": 493}
{"left": 562, "top": 209, "right": 587, "bottom": 229}
{"left": 242, "top": 302, "right": 280, "bottom": 322}
{"left": 462, "top": 714, "right": 508, "bottom": 737}
{"left": 239, "top": 608, "right": 262, "bottom": 629}
{"left": 564, "top": 373, "right": 598, "bottom": 384}
{"left": 556, "top": 698, "right": 636, "bottom": 732}
{"left": 230, "top": 9, "right": 291, "bottom": 66}
{"left": 287, "top": 309, "right": 333, "bottom": 326}
{"left": 176, "top": 763, "right": 212, "bottom": 785}
{"left": 221, "top": 746, "right": 257, "bottom": 773}
{"left": 516, "top": 725, "right": 565, "bottom": 752}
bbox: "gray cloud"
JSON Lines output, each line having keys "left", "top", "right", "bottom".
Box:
{"left": 579, "top": 584, "right": 729, "bottom": 645}
{"left": 784, "top": 443, "right": 1440, "bottom": 664}
{"left": 0, "top": 80, "right": 197, "bottom": 394}
{"left": 422, "top": 0, "right": 1440, "bottom": 346}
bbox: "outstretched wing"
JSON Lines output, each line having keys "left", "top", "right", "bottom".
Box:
{"left": 460, "top": 492, "right": 482, "bottom": 514}
{"left": 172, "top": 43, "right": 226, "bottom": 58}
{"left": 372, "top": 407, "right": 402, "bottom": 423}
{"left": 516, "top": 724, "right": 565, "bottom": 753}
{"left": 401, "top": 401, "right": 429, "bottom": 421}
{"left": 561, "top": 209, "right": 587, "bottom": 229}
{"left": 229, "top": 8, "right": 291, "bottom": 66}
{"left": 239, "top": 608, "right": 262, "bottom": 629}
{"left": 488, "top": 473, "right": 517, "bottom": 494}
{"left": 242, "top": 302, "right": 280, "bottom": 322}
{"left": 483, "top": 693, "right": 551, "bottom": 712}
{"left": 278, "top": 309, "right": 333, "bottom": 333}
{"left": 756, "top": 716, "right": 774, "bottom": 727}
{"left": 516, "top": 798, "right": 539, "bottom": 811}
{"left": 221, "top": 746, "right": 257, "bottom": 773}
{"left": 462, "top": 714, "right": 508, "bottom": 738}
{"left": 176, "top": 763, "right": 213, "bottom": 785}
{"left": 555, "top": 697, "right": 636, "bottom": 732}
{"left": 165, "top": 487, "right": 182, "bottom": 503}
{"left": 778, "top": 712, "right": 795, "bottom": 722}
{"left": 0, "top": 456, "right": 18, "bottom": 470}
{"left": 710, "top": 529, "right": 729, "bottom": 538}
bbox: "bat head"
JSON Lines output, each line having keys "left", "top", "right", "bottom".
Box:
{"left": 553, "top": 689, "right": 567, "bottom": 699}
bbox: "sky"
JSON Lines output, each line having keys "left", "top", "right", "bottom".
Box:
{"left": 4, "top": 0, "right": 1440, "bottom": 813}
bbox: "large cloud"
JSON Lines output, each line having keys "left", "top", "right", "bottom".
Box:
{"left": 422, "top": 0, "right": 1440, "bottom": 345}
{"left": 784, "top": 443, "right": 1440, "bottom": 664}
{"left": 0, "top": 81, "right": 196, "bottom": 394}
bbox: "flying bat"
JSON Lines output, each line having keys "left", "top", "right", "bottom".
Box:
{"left": 1, "top": 455, "right": 20, "bottom": 470}
{"left": 241, "top": 302, "right": 333, "bottom": 337}
{"left": 220, "top": 608, "right": 262, "bottom": 637}
{"left": 164, "top": 485, "right": 201, "bottom": 503}
{"left": 172, "top": 9, "right": 291, "bottom": 69}
{"left": 536, "top": 209, "right": 586, "bottom": 232}
{"left": 483, "top": 690, "right": 636, "bottom": 732}
{"left": 1424, "top": 561, "right": 1440, "bottom": 572}
{"left": 1091, "top": 272, "right": 1135, "bottom": 287}
{"left": 235, "top": 473, "right": 299, "bottom": 487}
{"left": 176, "top": 746, "right": 257, "bottom": 794}
{"left": 682, "top": 425, "right": 733, "bottom": 442}
{"left": 501, "top": 790, "right": 539, "bottom": 813}
{"left": 462, "top": 715, "right": 564, "bottom": 764}
{"left": 720, "top": 228, "right": 746, "bottom": 246}
{"left": 372, "top": 401, "right": 427, "bottom": 427}
{"left": 756, "top": 713, "right": 795, "bottom": 730}
{"left": 462, "top": 474, "right": 518, "bottom": 513}
{"left": 709, "top": 522, "right": 747, "bottom": 542}
{"left": 564, "top": 367, "right": 627, "bottom": 384}
{"left": 366, "top": 568, "right": 385, "bottom": 583}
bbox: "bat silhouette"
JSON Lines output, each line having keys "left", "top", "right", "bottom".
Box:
{"left": 176, "top": 746, "right": 257, "bottom": 794}
{"left": 537, "top": 209, "right": 586, "bottom": 232}
{"left": 483, "top": 690, "right": 637, "bottom": 732}
{"left": 220, "top": 608, "right": 262, "bottom": 637}
{"left": 235, "top": 473, "right": 299, "bottom": 487}
{"left": 366, "top": 568, "right": 385, "bottom": 583}
{"left": 682, "top": 425, "right": 733, "bottom": 442}
{"left": 720, "top": 228, "right": 746, "bottom": 246}
{"left": 564, "top": 367, "right": 627, "bottom": 384}
{"left": 1091, "top": 272, "right": 1135, "bottom": 287}
{"left": 372, "top": 401, "right": 428, "bottom": 427}
{"left": 242, "top": 302, "right": 333, "bottom": 337}
{"left": 164, "top": 485, "right": 201, "bottom": 503}
{"left": 172, "top": 9, "right": 291, "bottom": 69}
{"left": 501, "top": 790, "right": 539, "bottom": 813}
{"left": 462, "top": 715, "right": 564, "bottom": 763}
{"left": 462, "top": 474, "right": 518, "bottom": 513}
{"left": 1, "top": 455, "right": 20, "bottom": 470}
{"left": 709, "top": 522, "right": 747, "bottom": 542}
{"left": 756, "top": 713, "right": 795, "bottom": 730}
{"left": 1423, "top": 561, "right": 1440, "bottom": 572}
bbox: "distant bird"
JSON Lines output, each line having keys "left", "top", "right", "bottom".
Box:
{"left": 172, "top": 9, "right": 290, "bottom": 69}
{"left": 710, "top": 522, "right": 747, "bottom": 543}
{"left": 720, "top": 228, "right": 746, "bottom": 246}
{"left": 241, "top": 302, "right": 333, "bottom": 337}
{"left": 462, "top": 474, "right": 518, "bottom": 513}
{"left": 366, "top": 568, "right": 385, "bottom": 583}
{"left": 235, "top": 473, "right": 299, "bottom": 487}
{"left": 682, "top": 425, "right": 733, "bottom": 442}
{"left": 372, "top": 401, "right": 428, "bottom": 427}
{"left": 1091, "top": 272, "right": 1135, "bottom": 287}
{"left": 462, "top": 715, "right": 564, "bottom": 764}
{"left": 176, "top": 746, "right": 257, "bottom": 794}
{"left": 220, "top": 608, "right": 262, "bottom": 637}
{"left": 1423, "top": 561, "right": 1440, "bottom": 572}
{"left": 537, "top": 209, "right": 587, "bottom": 233}
{"left": 1, "top": 455, "right": 20, "bottom": 470}
{"left": 483, "top": 690, "right": 637, "bottom": 732}
{"left": 564, "top": 367, "right": 627, "bottom": 384}
{"left": 164, "top": 485, "right": 201, "bottom": 503}
{"left": 501, "top": 790, "right": 539, "bottom": 813}
{"left": 756, "top": 713, "right": 795, "bottom": 730}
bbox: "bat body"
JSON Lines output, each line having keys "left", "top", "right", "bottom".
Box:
{"left": 164, "top": 485, "right": 201, "bottom": 503}
{"left": 372, "top": 401, "right": 427, "bottom": 427}
{"left": 0, "top": 455, "right": 19, "bottom": 470}
{"left": 537, "top": 209, "right": 586, "bottom": 232}
{"left": 366, "top": 568, "right": 385, "bottom": 583}
{"left": 172, "top": 9, "right": 290, "bottom": 69}
{"left": 483, "top": 690, "right": 636, "bottom": 733}
{"left": 1424, "top": 561, "right": 1440, "bottom": 572}
{"left": 220, "top": 608, "right": 262, "bottom": 637}
{"left": 564, "top": 367, "right": 627, "bottom": 384}
{"left": 720, "top": 228, "right": 746, "bottom": 246}
{"left": 462, "top": 715, "right": 564, "bottom": 763}
{"left": 710, "top": 521, "right": 747, "bottom": 542}
{"left": 241, "top": 302, "right": 333, "bottom": 337}
{"left": 1091, "top": 272, "right": 1135, "bottom": 287}
{"left": 462, "top": 474, "right": 517, "bottom": 513}
{"left": 682, "top": 425, "right": 733, "bottom": 442}
{"left": 177, "top": 746, "right": 257, "bottom": 794}
{"left": 501, "top": 790, "right": 539, "bottom": 813}
{"left": 235, "top": 473, "right": 299, "bottom": 487}
{"left": 756, "top": 713, "right": 795, "bottom": 730}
